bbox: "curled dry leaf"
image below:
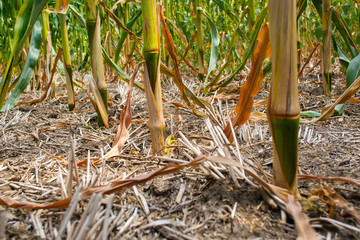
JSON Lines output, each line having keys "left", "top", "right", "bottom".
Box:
{"left": 77, "top": 157, "right": 101, "bottom": 167}
{"left": 104, "top": 65, "right": 139, "bottom": 160}
{"left": 331, "top": 193, "right": 360, "bottom": 225}
{"left": 223, "top": 24, "right": 271, "bottom": 142}
{"left": 249, "top": 112, "right": 267, "bottom": 121}
{"left": 298, "top": 174, "right": 360, "bottom": 186}
{"left": 304, "top": 75, "right": 360, "bottom": 123}
{"left": 311, "top": 188, "right": 360, "bottom": 226}
{"left": 350, "top": 96, "right": 360, "bottom": 103}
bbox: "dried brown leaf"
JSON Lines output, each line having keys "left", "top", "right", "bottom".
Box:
{"left": 305, "top": 75, "right": 360, "bottom": 123}
{"left": 331, "top": 192, "right": 360, "bottom": 225}
{"left": 104, "top": 65, "right": 139, "bottom": 160}
{"left": 298, "top": 174, "right": 360, "bottom": 186}
{"left": 223, "top": 24, "right": 271, "bottom": 142}
{"left": 350, "top": 97, "right": 360, "bottom": 103}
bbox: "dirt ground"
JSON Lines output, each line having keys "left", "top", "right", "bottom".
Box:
{"left": 0, "top": 69, "right": 359, "bottom": 239}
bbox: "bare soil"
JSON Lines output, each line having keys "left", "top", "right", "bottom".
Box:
{"left": 0, "top": 70, "right": 359, "bottom": 239}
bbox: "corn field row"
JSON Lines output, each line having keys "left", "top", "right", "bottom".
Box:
{"left": 0, "top": 0, "right": 359, "bottom": 239}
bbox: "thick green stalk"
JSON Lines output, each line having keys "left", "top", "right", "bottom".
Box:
{"left": 41, "top": 11, "right": 49, "bottom": 58}
{"left": 195, "top": 0, "right": 205, "bottom": 81}
{"left": 58, "top": 13, "right": 75, "bottom": 110}
{"left": 248, "top": 0, "right": 256, "bottom": 26}
{"left": 142, "top": 0, "right": 165, "bottom": 155}
{"left": 85, "top": 0, "right": 108, "bottom": 127}
{"left": 142, "top": 0, "right": 160, "bottom": 94}
{"left": 322, "top": 0, "right": 332, "bottom": 94}
{"left": 268, "top": 0, "right": 300, "bottom": 193}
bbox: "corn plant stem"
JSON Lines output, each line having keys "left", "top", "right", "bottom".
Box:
{"left": 142, "top": 0, "right": 165, "bottom": 155}
{"left": 248, "top": 0, "right": 256, "bottom": 26}
{"left": 268, "top": 0, "right": 300, "bottom": 193}
{"left": 41, "top": 11, "right": 49, "bottom": 58}
{"left": 270, "top": 117, "right": 299, "bottom": 190}
{"left": 85, "top": 0, "right": 108, "bottom": 127}
{"left": 322, "top": 0, "right": 332, "bottom": 94}
{"left": 41, "top": 11, "right": 53, "bottom": 85}
{"left": 58, "top": 13, "right": 75, "bottom": 111}
{"left": 195, "top": 0, "right": 205, "bottom": 81}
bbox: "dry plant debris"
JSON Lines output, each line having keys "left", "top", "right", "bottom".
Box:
{"left": 0, "top": 71, "right": 359, "bottom": 239}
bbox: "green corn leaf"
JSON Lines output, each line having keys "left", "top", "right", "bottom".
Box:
{"left": 263, "top": 61, "right": 272, "bottom": 77}
{"left": 102, "top": 47, "right": 130, "bottom": 81}
{"left": 13, "top": 0, "right": 48, "bottom": 59}
{"left": 203, "top": 11, "right": 219, "bottom": 85}
{"left": 69, "top": 4, "right": 86, "bottom": 28}
{"left": 2, "top": 0, "right": 16, "bottom": 20}
{"left": 331, "top": 8, "right": 358, "bottom": 57}
{"left": 332, "top": 36, "right": 350, "bottom": 69}
{"left": 102, "top": 47, "right": 145, "bottom": 91}
{"left": 0, "top": 0, "right": 48, "bottom": 108}
{"left": 300, "top": 111, "right": 321, "bottom": 117}
{"left": 1, "top": 17, "right": 42, "bottom": 112}
{"left": 115, "top": 7, "right": 142, "bottom": 64}
{"left": 203, "top": 28, "right": 239, "bottom": 93}
{"left": 346, "top": 54, "right": 360, "bottom": 88}
{"left": 333, "top": 104, "right": 346, "bottom": 116}
{"left": 333, "top": 53, "right": 360, "bottom": 116}
{"left": 212, "top": 0, "right": 240, "bottom": 24}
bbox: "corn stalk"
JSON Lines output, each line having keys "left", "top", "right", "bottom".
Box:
{"left": 268, "top": 0, "right": 300, "bottom": 193}
{"left": 85, "top": 0, "right": 108, "bottom": 127}
{"left": 322, "top": 0, "right": 332, "bottom": 94}
{"left": 142, "top": 0, "right": 165, "bottom": 155}
{"left": 57, "top": 0, "right": 75, "bottom": 111}
{"left": 195, "top": 0, "right": 205, "bottom": 81}
{"left": 248, "top": 0, "right": 256, "bottom": 27}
